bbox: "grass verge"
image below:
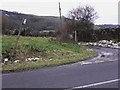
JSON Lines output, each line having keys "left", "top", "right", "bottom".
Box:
{"left": 2, "top": 35, "right": 96, "bottom": 73}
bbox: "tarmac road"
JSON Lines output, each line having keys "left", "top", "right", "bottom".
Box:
{"left": 2, "top": 47, "right": 119, "bottom": 88}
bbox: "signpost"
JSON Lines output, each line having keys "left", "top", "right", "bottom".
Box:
{"left": 75, "top": 30, "right": 77, "bottom": 42}
{"left": 13, "top": 18, "right": 27, "bottom": 56}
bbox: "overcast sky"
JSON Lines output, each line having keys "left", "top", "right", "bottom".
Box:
{"left": 0, "top": 0, "right": 119, "bottom": 24}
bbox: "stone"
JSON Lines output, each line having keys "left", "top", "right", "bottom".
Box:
{"left": 4, "top": 58, "right": 8, "bottom": 62}
{"left": 27, "top": 58, "right": 33, "bottom": 61}
{"left": 14, "top": 60, "right": 20, "bottom": 63}
{"left": 33, "top": 57, "right": 39, "bottom": 61}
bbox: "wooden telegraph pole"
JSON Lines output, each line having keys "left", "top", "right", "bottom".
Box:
{"left": 58, "top": 2, "right": 63, "bottom": 41}
{"left": 59, "top": 2, "right": 61, "bottom": 22}
{"left": 59, "top": 2, "right": 62, "bottom": 28}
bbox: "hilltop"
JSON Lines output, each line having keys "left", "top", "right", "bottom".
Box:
{"left": 1, "top": 10, "right": 60, "bottom": 35}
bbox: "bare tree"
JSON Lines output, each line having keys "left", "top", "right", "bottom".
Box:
{"left": 69, "top": 5, "right": 98, "bottom": 23}
{"left": 67, "top": 5, "right": 98, "bottom": 42}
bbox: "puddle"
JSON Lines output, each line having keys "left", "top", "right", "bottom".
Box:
{"left": 87, "top": 51, "right": 114, "bottom": 62}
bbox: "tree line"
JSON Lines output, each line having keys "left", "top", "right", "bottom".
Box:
{"left": 57, "top": 5, "right": 120, "bottom": 42}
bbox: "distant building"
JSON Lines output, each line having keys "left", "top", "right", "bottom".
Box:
{"left": 39, "top": 30, "right": 56, "bottom": 37}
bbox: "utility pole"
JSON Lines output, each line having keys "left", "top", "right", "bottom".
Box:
{"left": 59, "top": 2, "right": 62, "bottom": 28}
{"left": 58, "top": 2, "right": 63, "bottom": 40}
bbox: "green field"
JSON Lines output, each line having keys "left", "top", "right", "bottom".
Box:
{"left": 2, "top": 35, "right": 96, "bottom": 73}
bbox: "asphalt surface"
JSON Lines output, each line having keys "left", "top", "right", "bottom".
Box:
{"left": 2, "top": 47, "right": 119, "bottom": 88}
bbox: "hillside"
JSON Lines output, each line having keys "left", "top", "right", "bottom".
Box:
{"left": 1, "top": 10, "right": 60, "bottom": 35}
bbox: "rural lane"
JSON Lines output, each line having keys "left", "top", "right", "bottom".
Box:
{"left": 2, "top": 47, "right": 119, "bottom": 88}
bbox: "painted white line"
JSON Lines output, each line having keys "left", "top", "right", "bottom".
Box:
{"left": 81, "top": 62, "right": 92, "bottom": 65}
{"left": 108, "top": 60, "right": 118, "bottom": 62}
{"left": 80, "top": 59, "right": 118, "bottom": 65}
{"left": 72, "top": 79, "right": 120, "bottom": 89}
{"left": 94, "top": 61, "right": 105, "bottom": 63}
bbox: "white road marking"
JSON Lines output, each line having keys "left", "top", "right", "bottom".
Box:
{"left": 81, "top": 62, "right": 92, "bottom": 65}
{"left": 93, "top": 61, "right": 104, "bottom": 63}
{"left": 80, "top": 60, "right": 117, "bottom": 65}
{"left": 72, "top": 79, "right": 120, "bottom": 89}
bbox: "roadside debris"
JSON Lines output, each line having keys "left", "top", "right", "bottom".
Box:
{"left": 4, "top": 58, "right": 9, "bottom": 64}
{"left": 25, "top": 57, "right": 40, "bottom": 62}
{"left": 14, "top": 60, "right": 20, "bottom": 63}
{"left": 79, "top": 40, "right": 120, "bottom": 49}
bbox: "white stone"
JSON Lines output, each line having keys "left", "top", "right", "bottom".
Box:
{"left": 26, "top": 57, "right": 39, "bottom": 62}
{"left": 14, "top": 60, "right": 20, "bottom": 63}
{"left": 33, "top": 57, "right": 39, "bottom": 61}
{"left": 4, "top": 58, "right": 8, "bottom": 62}
{"left": 113, "top": 43, "right": 118, "bottom": 46}
{"left": 109, "top": 40, "right": 113, "bottom": 44}
{"left": 118, "top": 42, "right": 120, "bottom": 46}
{"left": 25, "top": 58, "right": 28, "bottom": 61}
{"left": 98, "top": 43, "right": 102, "bottom": 46}
{"left": 93, "top": 43, "right": 97, "bottom": 46}
{"left": 112, "top": 43, "right": 115, "bottom": 46}
{"left": 78, "top": 43, "right": 81, "bottom": 45}
{"left": 82, "top": 43, "right": 89, "bottom": 46}
{"left": 50, "top": 59, "right": 53, "bottom": 61}
{"left": 34, "top": 57, "right": 39, "bottom": 60}
{"left": 4, "top": 58, "right": 9, "bottom": 64}
{"left": 26, "top": 58, "right": 33, "bottom": 61}
{"left": 99, "top": 40, "right": 108, "bottom": 44}
{"left": 89, "top": 42, "right": 94, "bottom": 46}
{"left": 28, "top": 58, "right": 33, "bottom": 61}
{"left": 107, "top": 45, "right": 111, "bottom": 47}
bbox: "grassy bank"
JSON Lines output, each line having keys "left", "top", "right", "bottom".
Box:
{"left": 2, "top": 35, "right": 96, "bottom": 73}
